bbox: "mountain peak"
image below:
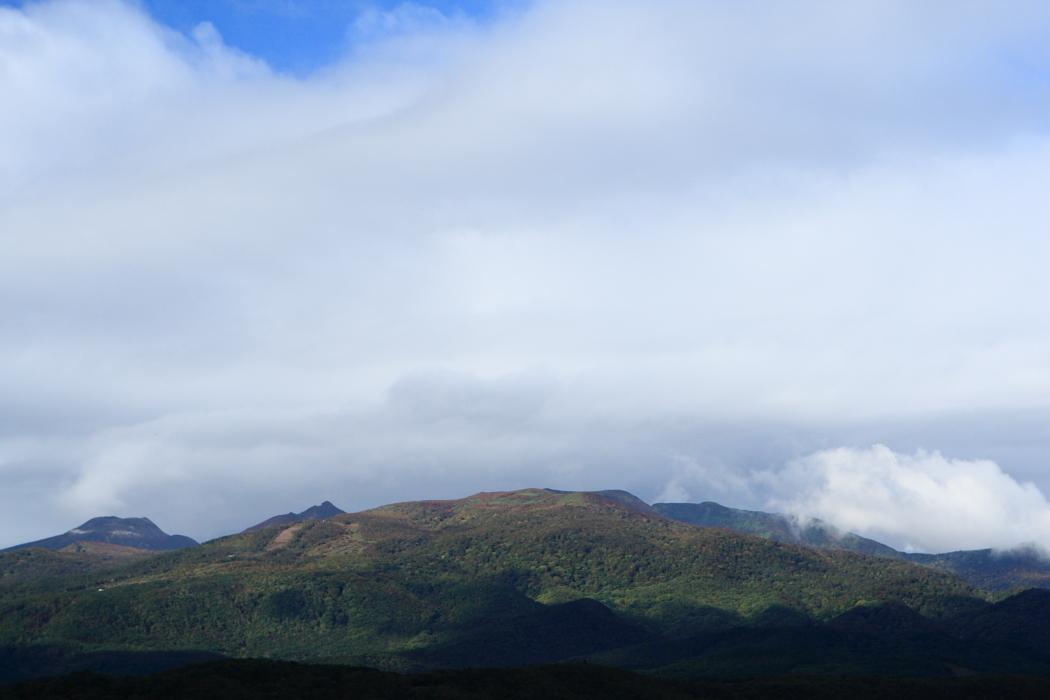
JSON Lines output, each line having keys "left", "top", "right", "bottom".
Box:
{"left": 244, "top": 500, "right": 346, "bottom": 532}
{"left": 301, "top": 501, "right": 343, "bottom": 518}
{"left": 4, "top": 516, "right": 197, "bottom": 553}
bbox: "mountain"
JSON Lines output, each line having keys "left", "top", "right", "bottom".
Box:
{"left": 243, "top": 501, "right": 345, "bottom": 532}
{"left": 652, "top": 502, "right": 902, "bottom": 558}
{"left": 906, "top": 547, "right": 1050, "bottom": 592}
{"left": 0, "top": 488, "right": 981, "bottom": 680}
{"left": 654, "top": 501, "right": 1050, "bottom": 591}
{"left": 3, "top": 517, "right": 197, "bottom": 553}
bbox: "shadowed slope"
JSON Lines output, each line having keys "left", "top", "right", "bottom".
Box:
{"left": 0, "top": 488, "right": 979, "bottom": 674}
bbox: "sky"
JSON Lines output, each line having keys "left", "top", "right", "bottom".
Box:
{"left": 2, "top": 0, "right": 1050, "bottom": 553}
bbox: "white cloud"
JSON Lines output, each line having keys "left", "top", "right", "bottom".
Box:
{"left": 655, "top": 454, "right": 753, "bottom": 504}
{"left": 3, "top": 0, "right": 1050, "bottom": 544}
{"left": 351, "top": 3, "right": 460, "bottom": 41}
{"left": 763, "top": 445, "right": 1050, "bottom": 553}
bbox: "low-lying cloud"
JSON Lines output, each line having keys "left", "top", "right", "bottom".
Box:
{"left": 653, "top": 444, "right": 1050, "bottom": 554}
{"left": 762, "top": 445, "right": 1050, "bottom": 553}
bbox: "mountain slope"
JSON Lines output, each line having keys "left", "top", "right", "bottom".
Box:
{"left": 544, "top": 489, "right": 659, "bottom": 516}
{"left": 653, "top": 501, "right": 1050, "bottom": 591}
{"left": 652, "top": 502, "right": 901, "bottom": 558}
{"left": 905, "top": 548, "right": 1050, "bottom": 592}
{"left": 0, "top": 488, "right": 978, "bottom": 673}
{"left": 3, "top": 517, "right": 197, "bottom": 554}
{"left": 0, "top": 545, "right": 156, "bottom": 594}
{"left": 243, "top": 501, "right": 345, "bottom": 533}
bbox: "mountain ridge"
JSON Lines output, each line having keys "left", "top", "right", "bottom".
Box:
{"left": 652, "top": 500, "right": 1050, "bottom": 591}
{"left": 6, "top": 491, "right": 1048, "bottom": 593}
{"left": 652, "top": 502, "right": 902, "bottom": 558}
{"left": 0, "top": 487, "right": 978, "bottom": 670}
{"left": 243, "top": 501, "right": 346, "bottom": 533}
{"left": 7, "top": 487, "right": 1050, "bottom": 681}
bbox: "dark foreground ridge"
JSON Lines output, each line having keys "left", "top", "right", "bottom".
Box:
{"left": 5, "top": 660, "right": 1050, "bottom": 700}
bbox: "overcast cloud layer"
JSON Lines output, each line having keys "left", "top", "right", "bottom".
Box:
{"left": 3, "top": 0, "right": 1050, "bottom": 551}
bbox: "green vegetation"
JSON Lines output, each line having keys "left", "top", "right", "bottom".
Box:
{"left": 0, "top": 489, "right": 1040, "bottom": 681}
{"left": 0, "top": 546, "right": 156, "bottom": 595}
{"left": 0, "top": 486, "right": 982, "bottom": 671}
{"left": 652, "top": 501, "right": 1050, "bottom": 592}
{"left": 907, "top": 548, "right": 1050, "bottom": 592}
{"left": 652, "top": 502, "right": 902, "bottom": 559}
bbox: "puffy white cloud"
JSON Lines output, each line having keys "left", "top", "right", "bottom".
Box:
{"left": 3, "top": 0, "right": 1050, "bottom": 544}
{"left": 763, "top": 445, "right": 1050, "bottom": 553}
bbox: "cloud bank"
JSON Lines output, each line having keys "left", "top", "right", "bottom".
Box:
{"left": 2, "top": 0, "right": 1050, "bottom": 548}
{"left": 762, "top": 446, "right": 1050, "bottom": 553}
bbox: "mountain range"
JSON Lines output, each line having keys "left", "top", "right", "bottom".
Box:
{"left": 4, "top": 488, "right": 1050, "bottom": 684}
{"left": 8, "top": 494, "right": 1047, "bottom": 593}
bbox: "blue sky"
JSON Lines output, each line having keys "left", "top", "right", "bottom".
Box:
{"left": 147, "top": 0, "right": 515, "bottom": 72}
{"left": 0, "top": 0, "right": 514, "bottom": 73}
{"left": 4, "top": 0, "right": 1050, "bottom": 553}
{"left": 0, "top": 0, "right": 512, "bottom": 73}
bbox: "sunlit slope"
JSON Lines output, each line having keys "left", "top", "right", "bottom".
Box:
{"left": 652, "top": 502, "right": 901, "bottom": 558}
{"left": 0, "top": 544, "right": 156, "bottom": 594}
{"left": 0, "top": 489, "right": 976, "bottom": 666}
